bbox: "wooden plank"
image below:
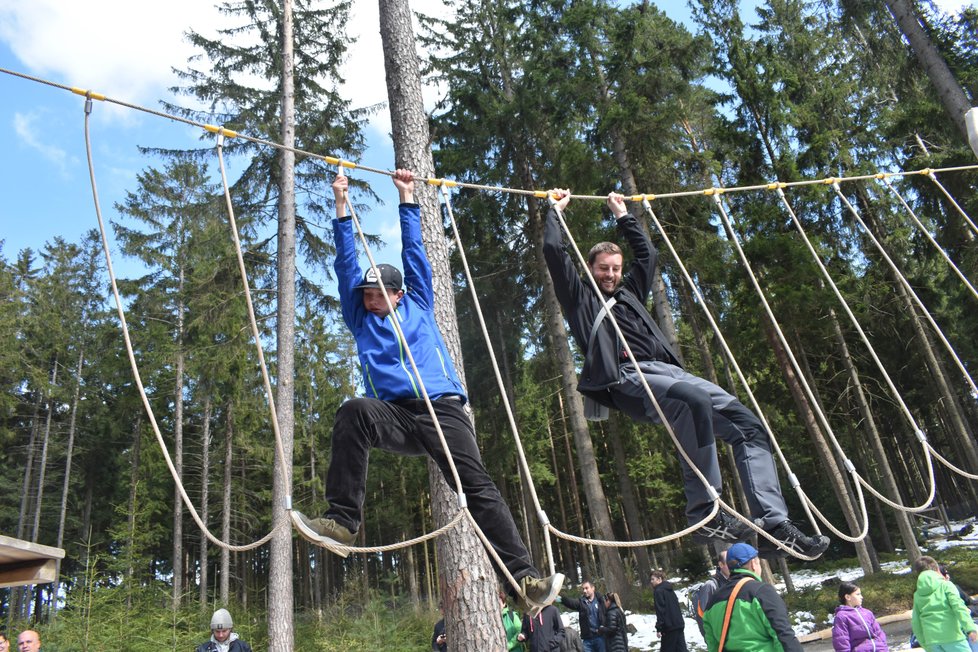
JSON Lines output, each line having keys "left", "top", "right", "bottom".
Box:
{"left": 0, "top": 559, "right": 58, "bottom": 588}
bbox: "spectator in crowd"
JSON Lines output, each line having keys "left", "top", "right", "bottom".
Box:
{"left": 519, "top": 604, "right": 566, "bottom": 652}
{"left": 702, "top": 542, "right": 802, "bottom": 651}
{"left": 558, "top": 580, "right": 607, "bottom": 652}
{"left": 912, "top": 556, "right": 977, "bottom": 652}
{"left": 195, "top": 608, "right": 252, "bottom": 652}
{"left": 695, "top": 550, "right": 730, "bottom": 638}
{"left": 601, "top": 592, "right": 628, "bottom": 652}
{"left": 15, "top": 631, "right": 41, "bottom": 652}
{"left": 652, "top": 569, "right": 688, "bottom": 652}
{"left": 832, "top": 581, "right": 888, "bottom": 652}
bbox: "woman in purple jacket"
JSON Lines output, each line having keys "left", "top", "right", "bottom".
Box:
{"left": 832, "top": 582, "right": 889, "bottom": 652}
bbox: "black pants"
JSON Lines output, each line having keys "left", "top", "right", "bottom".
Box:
{"left": 325, "top": 396, "right": 538, "bottom": 584}
{"left": 659, "top": 629, "right": 688, "bottom": 652}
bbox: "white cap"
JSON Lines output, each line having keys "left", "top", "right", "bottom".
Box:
{"left": 210, "top": 608, "right": 233, "bottom": 630}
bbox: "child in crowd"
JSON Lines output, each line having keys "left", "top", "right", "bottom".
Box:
{"left": 832, "top": 581, "right": 888, "bottom": 652}
{"left": 911, "top": 556, "right": 977, "bottom": 652}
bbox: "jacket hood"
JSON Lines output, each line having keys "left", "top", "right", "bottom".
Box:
{"left": 916, "top": 569, "right": 945, "bottom": 597}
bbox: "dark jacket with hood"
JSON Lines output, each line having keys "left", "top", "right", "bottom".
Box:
{"left": 654, "top": 580, "right": 686, "bottom": 634}
{"left": 521, "top": 605, "right": 566, "bottom": 652}
{"left": 542, "top": 206, "right": 681, "bottom": 408}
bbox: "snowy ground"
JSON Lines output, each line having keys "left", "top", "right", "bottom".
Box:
{"left": 556, "top": 519, "right": 978, "bottom": 651}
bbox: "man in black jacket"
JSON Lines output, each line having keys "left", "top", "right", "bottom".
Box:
{"left": 541, "top": 190, "right": 828, "bottom": 559}
{"left": 558, "top": 581, "right": 607, "bottom": 652}
{"left": 651, "top": 570, "right": 688, "bottom": 652}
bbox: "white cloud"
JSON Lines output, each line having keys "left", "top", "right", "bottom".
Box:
{"left": 13, "top": 111, "right": 71, "bottom": 173}
{"left": 934, "top": 0, "right": 974, "bottom": 12}
{"left": 0, "top": 0, "right": 450, "bottom": 136}
{"left": 0, "top": 0, "right": 219, "bottom": 105}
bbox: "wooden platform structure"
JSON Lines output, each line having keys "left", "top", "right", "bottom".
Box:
{"left": 0, "top": 534, "right": 64, "bottom": 588}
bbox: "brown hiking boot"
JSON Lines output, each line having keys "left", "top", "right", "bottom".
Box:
{"left": 294, "top": 511, "right": 356, "bottom": 557}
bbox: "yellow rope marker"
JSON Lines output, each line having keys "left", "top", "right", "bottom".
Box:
{"left": 875, "top": 172, "right": 889, "bottom": 180}
{"left": 339, "top": 159, "right": 357, "bottom": 170}
{"left": 443, "top": 179, "right": 458, "bottom": 188}
{"left": 921, "top": 168, "right": 934, "bottom": 176}
{"left": 645, "top": 193, "right": 656, "bottom": 202}
{"left": 766, "top": 182, "right": 786, "bottom": 191}
{"left": 704, "top": 187, "right": 724, "bottom": 196}
{"left": 427, "top": 178, "right": 444, "bottom": 186}
{"left": 823, "top": 177, "right": 837, "bottom": 185}
{"left": 323, "top": 156, "right": 340, "bottom": 165}
{"left": 204, "top": 125, "right": 238, "bottom": 138}
{"left": 630, "top": 194, "right": 644, "bottom": 202}
{"left": 71, "top": 87, "right": 105, "bottom": 101}
{"left": 534, "top": 190, "right": 550, "bottom": 199}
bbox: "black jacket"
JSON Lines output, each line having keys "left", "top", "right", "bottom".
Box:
{"left": 542, "top": 207, "right": 681, "bottom": 407}
{"left": 601, "top": 603, "right": 629, "bottom": 652}
{"left": 560, "top": 593, "right": 607, "bottom": 641}
{"left": 195, "top": 639, "right": 252, "bottom": 652}
{"left": 431, "top": 618, "right": 447, "bottom": 652}
{"left": 653, "top": 581, "right": 686, "bottom": 633}
{"left": 521, "top": 605, "right": 566, "bottom": 652}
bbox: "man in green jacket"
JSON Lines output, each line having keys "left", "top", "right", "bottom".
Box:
{"left": 702, "top": 543, "right": 802, "bottom": 652}
{"left": 911, "top": 555, "right": 978, "bottom": 652}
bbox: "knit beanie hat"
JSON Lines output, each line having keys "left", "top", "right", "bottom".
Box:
{"left": 210, "top": 608, "right": 233, "bottom": 630}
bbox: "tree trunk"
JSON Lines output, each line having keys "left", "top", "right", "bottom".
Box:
{"left": 126, "top": 416, "right": 143, "bottom": 608}
{"left": 221, "top": 404, "right": 233, "bottom": 605}
{"left": 826, "top": 304, "right": 920, "bottom": 562}
{"left": 199, "top": 397, "right": 212, "bottom": 605}
{"left": 173, "top": 293, "right": 185, "bottom": 608}
{"left": 55, "top": 346, "right": 85, "bottom": 609}
{"left": 17, "top": 393, "right": 41, "bottom": 541}
{"left": 884, "top": 0, "right": 973, "bottom": 143}
{"left": 764, "top": 322, "right": 874, "bottom": 573}
{"left": 32, "top": 359, "right": 57, "bottom": 542}
{"left": 604, "top": 419, "right": 652, "bottom": 590}
{"left": 558, "top": 391, "right": 591, "bottom": 583}
{"left": 546, "top": 416, "right": 576, "bottom": 584}
{"left": 269, "top": 0, "right": 297, "bottom": 647}
{"left": 379, "top": 0, "right": 505, "bottom": 648}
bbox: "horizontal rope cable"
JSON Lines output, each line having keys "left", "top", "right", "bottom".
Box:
{"left": 3, "top": 66, "right": 976, "bottom": 203}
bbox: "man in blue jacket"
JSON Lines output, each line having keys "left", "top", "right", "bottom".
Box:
{"left": 296, "top": 169, "right": 562, "bottom": 613}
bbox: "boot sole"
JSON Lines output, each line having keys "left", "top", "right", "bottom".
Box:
{"left": 525, "top": 572, "right": 566, "bottom": 617}
{"left": 759, "top": 536, "right": 829, "bottom": 560}
{"left": 292, "top": 511, "right": 354, "bottom": 558}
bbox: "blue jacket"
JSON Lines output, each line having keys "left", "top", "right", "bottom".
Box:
{"left": 333, "top": 203, "right": 466, "bottom": 402}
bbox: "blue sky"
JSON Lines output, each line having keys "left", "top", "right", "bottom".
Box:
{"left": 0, "top": 0, "right": 971, "bottom": 278}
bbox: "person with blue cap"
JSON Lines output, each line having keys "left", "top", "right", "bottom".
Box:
{"left": 701, "top": 543, "right": 802, "bottom": 651}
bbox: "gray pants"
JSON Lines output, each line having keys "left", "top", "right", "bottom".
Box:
{"left": 611, "top": 360, "right": 788, "bottom": 528}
